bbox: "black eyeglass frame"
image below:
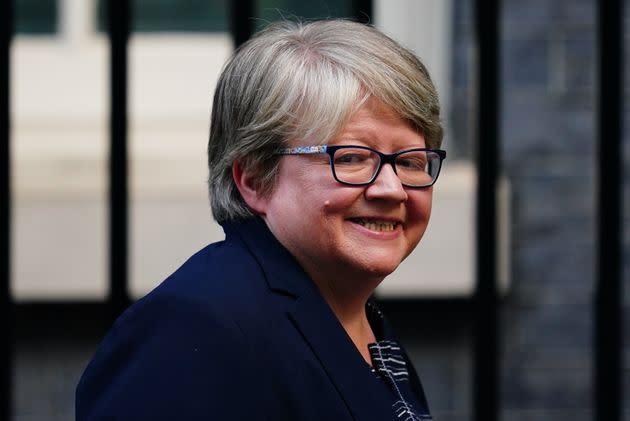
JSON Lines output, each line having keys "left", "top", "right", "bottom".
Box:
{"left": 275, "top": 145, "right": 447, "bottom": 188}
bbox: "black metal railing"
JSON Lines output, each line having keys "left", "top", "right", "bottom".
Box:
{"left": 0, "top": 1, "right": 624, "bottom": 420}
{"left": 473, "top": 0, "right": 500, "bottom": 419}
{"left": 1, "top": 0, "right": 12, "bottom": 419}
{"left": 106, "top": 0, "right": 132, "bottom": 324}
{"left": 595, "top": 0, "right": 624, "bottom": 420}
{"left": 230, "top": 0, "right": 255, "bottom": 48}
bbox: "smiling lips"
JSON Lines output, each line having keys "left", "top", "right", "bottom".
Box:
{"left": 350, "top": 218, "right": 400, "bottom": 232}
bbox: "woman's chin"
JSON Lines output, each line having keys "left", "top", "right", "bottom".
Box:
{"left": 345, "top": 255, "right": 403, "bottom": 281}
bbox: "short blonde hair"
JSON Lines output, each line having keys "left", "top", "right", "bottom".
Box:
{"left": 208, "top": 19, "right": 443, "bottom": 223}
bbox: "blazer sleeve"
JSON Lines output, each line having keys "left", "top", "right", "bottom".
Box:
{"left": 75, "top": 294, "right": 258, "bottom": 420}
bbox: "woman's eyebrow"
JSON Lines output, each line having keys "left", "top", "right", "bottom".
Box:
{"left": 331, "top": 137, "right": 368, "bottom": 144}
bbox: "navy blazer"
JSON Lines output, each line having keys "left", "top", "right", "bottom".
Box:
{"left": 76, "top": 217, "right": 431, "bottom": 420}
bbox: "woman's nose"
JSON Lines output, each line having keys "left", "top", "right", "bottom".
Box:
{"left": 364, "top": 163, "right": 408, "bottom": 202}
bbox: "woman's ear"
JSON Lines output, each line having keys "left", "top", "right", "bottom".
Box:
{"left": 232, "top": 160, "right": 268, "bottom": 215}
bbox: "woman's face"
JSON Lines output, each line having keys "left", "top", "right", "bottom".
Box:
{"left": 261, "top": 98, "right": 433, "bottom": 283}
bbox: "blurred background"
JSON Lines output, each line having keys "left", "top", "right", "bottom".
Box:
{"left": 3, "top": 0, "right": 629, "bottom": 420}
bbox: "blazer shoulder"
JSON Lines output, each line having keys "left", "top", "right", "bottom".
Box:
{"left": 76, "top": 235, "right": 283, "bottom": 419}
{"left": 76, "top": 291, "right": 259, "bottom": 420}
{"left": 157, "top": 237, "right": 269, "bottom": 305}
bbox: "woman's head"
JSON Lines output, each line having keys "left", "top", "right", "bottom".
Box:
{"left": 208, "top": 19, "right": 443, "bottom": 223}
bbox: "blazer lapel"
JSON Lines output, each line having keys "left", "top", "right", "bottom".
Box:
{"left": 289, "top": 291, "right": 395, "bottom": 421}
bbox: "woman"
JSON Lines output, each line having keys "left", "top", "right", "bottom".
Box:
{"left": 77, "top": 19, "right": 445, "bottom": 420}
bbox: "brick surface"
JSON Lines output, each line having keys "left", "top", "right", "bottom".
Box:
{"left": 451, "top": 0, "right": 630, "bottom": 418}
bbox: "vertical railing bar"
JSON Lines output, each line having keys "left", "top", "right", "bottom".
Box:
{"left": 0, "top": 0, "right": 12, "bottom": 419}
{"left": 107, "top": 0, "right": 131, "bottom": 321}
{"left": 229, "top": 0, "right": 255, "bottom": 49}
{"left": 473, "top": 0, "right": 500, "bottom": 420}
{"left": 351, "top": 0, "right": 373, "bottom": 24}
{"left": 595, "top": 0, "right": 623, "bottom": 420}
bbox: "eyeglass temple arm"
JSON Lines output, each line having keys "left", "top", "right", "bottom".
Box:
{"left": 275, "top": 146, "right": 328, "bottom": 155}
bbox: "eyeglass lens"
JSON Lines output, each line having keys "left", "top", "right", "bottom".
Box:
{"left": 332, "top": 148, "right": 441, "bottom": 186}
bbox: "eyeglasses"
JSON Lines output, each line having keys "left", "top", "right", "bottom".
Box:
{"left": 275, "top": 145, "right": 446, "bottom": 188}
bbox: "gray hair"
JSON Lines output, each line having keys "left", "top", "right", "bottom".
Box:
{"left": 208, "top": 19, "right": 443, "bottom": 223}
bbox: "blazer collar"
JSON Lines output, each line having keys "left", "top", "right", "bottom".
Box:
{"left": 223, "top": 218, "right": 395, "bottom": 420}
{"left": 222, "top": 217, "right": 316, "bottom": 297}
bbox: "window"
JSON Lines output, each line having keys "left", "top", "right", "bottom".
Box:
{"left": 97, "top": 0, "right": 228, "bottom": 33}
{"left": 15, "top": 0, "right": 57, "bottom": 34}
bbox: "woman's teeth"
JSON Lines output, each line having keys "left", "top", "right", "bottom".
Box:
{"left": 355, "top": 219, "right": 396, "bottom": 232}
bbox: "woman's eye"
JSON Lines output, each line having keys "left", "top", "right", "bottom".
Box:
{"left": 335, "top": 153, "right": 367, "bottom": 165}
{"left": 397, "top": 157, "right": 426, "bottom": 170}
